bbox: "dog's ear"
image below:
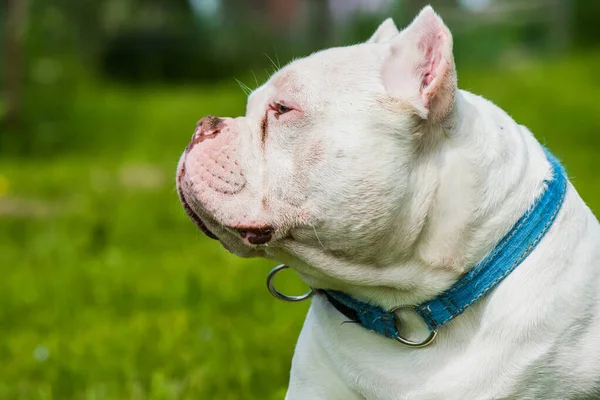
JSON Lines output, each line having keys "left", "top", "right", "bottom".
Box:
{"left": 367, "top": 18, "right": 399, "bottom": 44}
{"left": 381, "top": 6, "right": 456, "bottom": 122}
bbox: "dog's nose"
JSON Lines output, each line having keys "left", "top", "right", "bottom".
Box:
{"left": 197, "top": 115, "right": 224, "bottom": 136}
{"left": 186, "top": 115, "right": 225, "bottom": 153}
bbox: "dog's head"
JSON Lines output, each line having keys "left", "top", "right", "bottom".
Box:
{"left": 176, "top": 7, "right": 457, "bottom": 285}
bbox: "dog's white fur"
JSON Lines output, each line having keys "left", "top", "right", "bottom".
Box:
{"left": 177, "top": 7, "right": 600, "bottom": 399}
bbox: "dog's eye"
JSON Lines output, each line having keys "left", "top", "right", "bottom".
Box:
{"left": 273, "top": 102, "right": 291, "bottom": 115}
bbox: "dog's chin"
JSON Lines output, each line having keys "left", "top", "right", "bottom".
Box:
{"left": 178, "top": 193, "right": 270, "bottom": 258}
{"left": 221, "top": 239, "right": 265, "bottom": 258}
{"left": 194, "top": 216, "right": 220, "bottom": 241}
{"left": 178, "top": 189, "right": 219, "bottom": 240}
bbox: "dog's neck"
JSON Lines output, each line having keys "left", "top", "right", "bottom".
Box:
{"left": 403, "top": 91, "right": 551, "bottom": 276}
{"left": 274, "top": 90, "right": 551, "bottom": 312}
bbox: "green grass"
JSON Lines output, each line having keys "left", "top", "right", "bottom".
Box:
{"left": 1, "top": 53, "right": 600, "bottom": 399}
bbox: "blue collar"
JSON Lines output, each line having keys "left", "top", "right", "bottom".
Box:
{"left": 323, "top": 149, "right": 567, "bottom": 342}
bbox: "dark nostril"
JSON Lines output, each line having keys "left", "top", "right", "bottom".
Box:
{"left": 237, "top": 227, "right": 273, "bottom": 245}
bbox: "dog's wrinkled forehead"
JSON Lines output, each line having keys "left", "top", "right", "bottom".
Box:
{"left": 248, "top": 45, "right": 386, "bottom": 113}
{"left": 246, "top": 70, "right": 303, "bottom": 112}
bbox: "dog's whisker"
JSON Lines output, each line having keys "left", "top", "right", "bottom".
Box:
{"left": 274, "top": 49, "right": 281, "bottom": 70}
{"left": 234, "top": 78, "right": 252, "bottom": 96}
{"left": 312, "top": 226, "right": 325, "bottom": 250}
{"left": 265, "top": 53, "right": 280, "bottom": 73}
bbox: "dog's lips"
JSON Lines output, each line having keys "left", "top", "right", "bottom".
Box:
{"left": 234, "top": 226, "right": 274, "bottom": 245}
{"left": 177, "top": 178, "right": 276, "bottom": 245}
{"left": 178, "top": 188, "right": 275, "bottom": 246}
{"left": 194, "top": 215, "right": 219, "bottom": 240}
{"left": 178, "top": 187, "right": 219, "bottom": 241}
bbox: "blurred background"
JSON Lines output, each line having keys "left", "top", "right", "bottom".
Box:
{"left": 1, "top": 0, "right": 600, "bottom": 398}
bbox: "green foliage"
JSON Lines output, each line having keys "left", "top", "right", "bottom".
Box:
{"left": 1, "top": 53, "right": 599, "bottom": 399}
{"left": 572, "top": 0, "right": 600, "bottom": 48}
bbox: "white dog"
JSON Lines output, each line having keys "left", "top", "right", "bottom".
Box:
{"left": 176, "top": 6, "right": 600, "bottom": 399}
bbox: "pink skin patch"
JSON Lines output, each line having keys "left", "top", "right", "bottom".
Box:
{"left": 184, "top": 117, "right": 246, "bottom": 195}
{"left": 177, "top": 116, "right": 277, "bottom": 245}
{"left": 266, "top": 72, "right": 304, "bottom": 121}
{"left": 419, "top": 30, "right": 448, "bottom": 108}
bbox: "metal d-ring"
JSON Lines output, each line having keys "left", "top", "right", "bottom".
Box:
{"left": 266, "top": 264, "right": 314, "bottom": 302}
{"left": 390, "top": 307, "right": 438, "bottom": 348}
{"left": 395, "top": 329, "right": 437, "bottom": 348}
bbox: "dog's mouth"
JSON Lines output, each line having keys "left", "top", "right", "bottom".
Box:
{"left": 177, "top": 159, "right": 276, "bottom": 246}
{"left": 177, "top": 185, "right": 275, "bottom": 246}
{"left": 235, "top": 226, "right": 273, "bottom": 245}
{"left": 178, "top": 185, "right": 219, "bottom": 241}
